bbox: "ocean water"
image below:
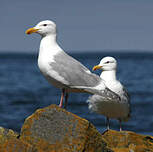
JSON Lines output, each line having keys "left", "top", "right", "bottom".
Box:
{"left": 0, "top": 51, "right": 153, "bottom": 135}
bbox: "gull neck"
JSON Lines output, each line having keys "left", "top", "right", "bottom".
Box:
{"left": 39, "top": 34, "right": 59, "bottom": 52}
{"left": 41, "top": 34, "right": 57, "bottom": 44}
{"left": 100, "top": 70, "right": 117, "bottom": 82}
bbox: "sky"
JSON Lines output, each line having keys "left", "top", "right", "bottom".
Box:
{"left": 1, "top": 0, "right": 153, "bottom": 53}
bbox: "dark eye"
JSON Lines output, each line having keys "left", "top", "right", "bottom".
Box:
{"left": 43, "top": 24, "right": 47, "bottom": 26}
{"left": 106, "top": 61, "right": 110, "bottom": 64}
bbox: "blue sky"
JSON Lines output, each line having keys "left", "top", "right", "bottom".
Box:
{"left": 1, "top": 0, "right": 153, "bottom": 52}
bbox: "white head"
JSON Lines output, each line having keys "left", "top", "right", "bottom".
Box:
{"left": 25, "top": 20, "right": 56, "bottom": 36}
{"left": 93, "top": 56, "right": 117, "bottom": 71}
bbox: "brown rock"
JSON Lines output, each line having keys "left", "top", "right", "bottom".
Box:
{"left": 0, "top": 127, "right": 36, "bottom": 152}
{"left": 102, "top": 130, "right": 153, "bottom": 152}
{"left": 2, "top": 105, "right": 153, "bottom": 152}
{"left": 20, "top": 104, "right": 111, "bottom": 152}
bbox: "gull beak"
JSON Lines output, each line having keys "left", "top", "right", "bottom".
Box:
{"left": 25, "top": 27, "right": 39, "bottom": 35}
{"left": 92, "top": 65, "right": 102, "bottom": 71}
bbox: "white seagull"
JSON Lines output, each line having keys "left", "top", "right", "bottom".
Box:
{"left": 25, "top": 20, "right": 120, "bottom": 108}
{"left": 87, "top": 56, "right": 130, "bottom": 131}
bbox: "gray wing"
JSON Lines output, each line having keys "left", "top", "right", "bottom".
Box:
{"left": 123, "top": 87, "right": 130, "bottom": 101}
{"left": 122, "top": 87, "right": 131, "bottom": 118}
{"left": 50, "top": 51, "right": 120, "bottom": 101}
{"left": 104, "top": 87, "right": 121, "bottom": 101}
{"left": 50, "top": 51, "right": 101, "bottom": 87}
{"left": 87, "top": 89, "right": 120, "bottom": 114}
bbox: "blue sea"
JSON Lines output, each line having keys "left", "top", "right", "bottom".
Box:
{"left": 0, "top": 51, "right": 153, "bottom": 135}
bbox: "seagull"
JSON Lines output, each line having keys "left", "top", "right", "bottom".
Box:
{"left": 25, "top": 20, "right": 120, "bottom": 108}
{"left": 87, "top": 56, "right": 130, "bottom": 131}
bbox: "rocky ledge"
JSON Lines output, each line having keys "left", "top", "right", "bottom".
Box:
{"left": 0, "top": 104, "right": 153, "bottom": 152}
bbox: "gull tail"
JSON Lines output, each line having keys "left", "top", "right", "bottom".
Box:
{"left": 71, "top": 86, "right": 120, "bottom": 101}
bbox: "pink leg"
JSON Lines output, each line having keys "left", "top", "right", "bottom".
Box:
{"left": 59, "top": 89, "right": 65, "bottom": 108}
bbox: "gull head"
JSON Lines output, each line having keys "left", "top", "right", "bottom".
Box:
{"left": 93, "top": 56, "right": 117, "bottom": 71}
{"left": 25, "top": 20, "right": 56, "bottom": 36}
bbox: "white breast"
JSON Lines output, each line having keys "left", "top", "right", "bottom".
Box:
{"left": 105, "top": 80, "right": 123, "bottom": 95}
{"left": 37, "top": 36, "right": 69, "bottom": 88}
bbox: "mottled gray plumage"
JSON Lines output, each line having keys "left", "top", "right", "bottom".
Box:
{"left": 88, "top": 86, "right": 130, "bottom": 122}
{"left": 87, "top": 56, "right": 131, "bottom": 131}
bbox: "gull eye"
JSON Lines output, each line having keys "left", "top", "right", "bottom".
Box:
{"left": 106, "top": 61, "right": 110, "bottom": 64}
{"left": 43, "top": 24, "right": 47, "bottom": 26}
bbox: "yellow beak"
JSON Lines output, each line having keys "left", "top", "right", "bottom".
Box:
{"left": 92, "top": 65, "right": 102, "bottom": 71}
{"left": 25, "top": 27, "right": 39, "bottom": 35}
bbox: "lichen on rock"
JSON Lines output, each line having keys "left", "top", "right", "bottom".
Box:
{"left": 102, "top": 130, "right": 153, "bottom": 152}
{"left": 0, "top": 127, "right": 36, "bottom": 152}
{"left": 20, "top": 104, "right": 110, "bottom": 152}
